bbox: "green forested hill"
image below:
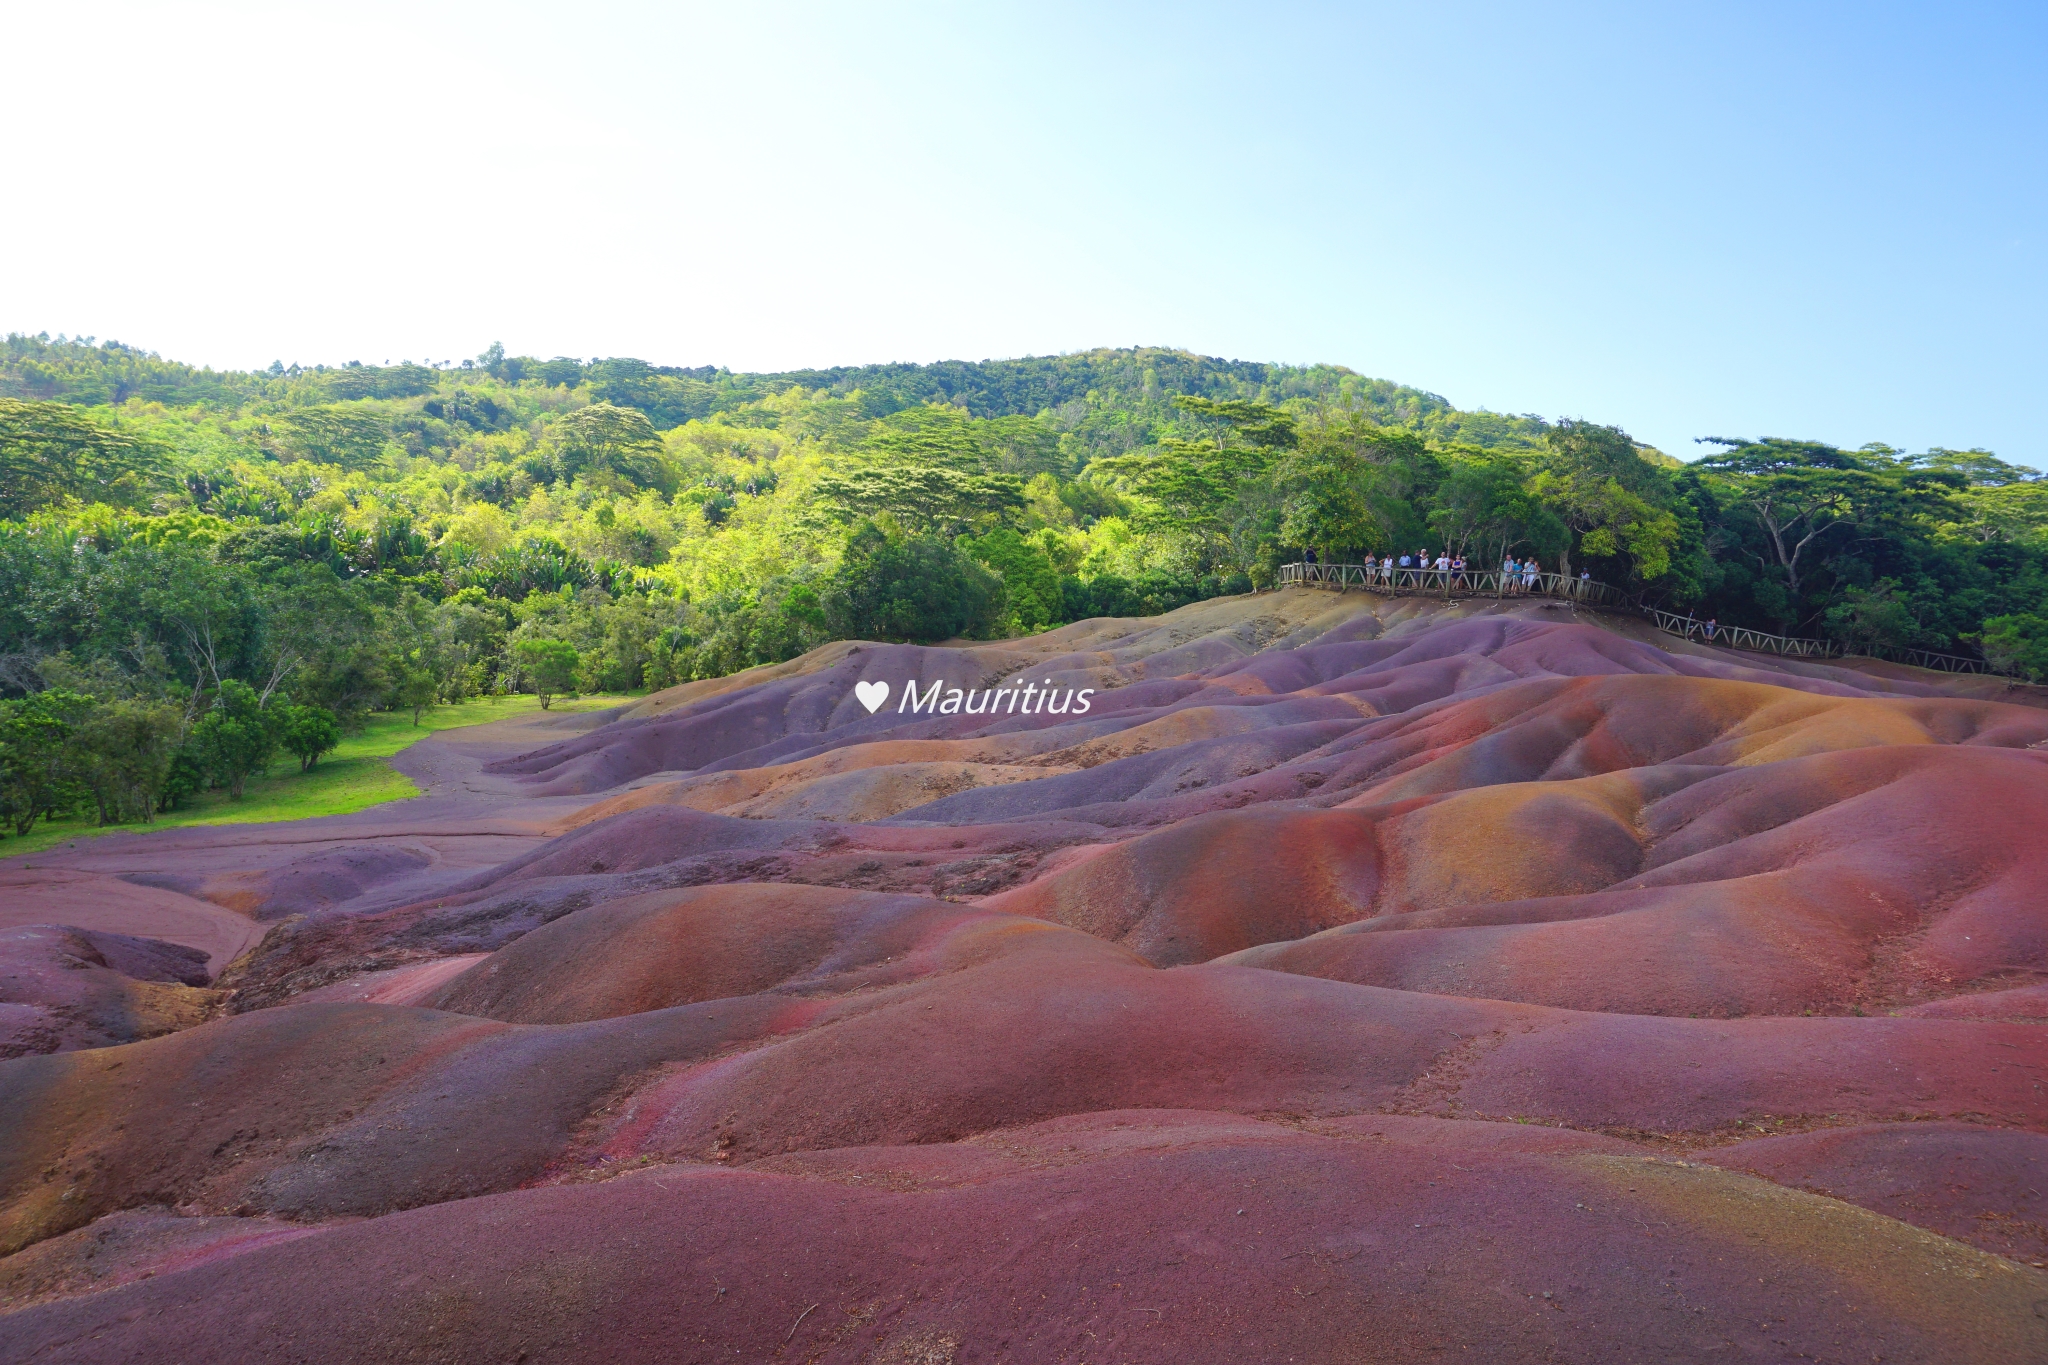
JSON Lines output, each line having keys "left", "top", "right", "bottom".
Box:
{"left": 0, "top": 328, "right": 2044, "bottom": 841}
{"left": 741, "top": 349, "right": 1553, "bottom": 457}
{"left": 1, "top": 338, "right": 1554, "bottom": 451}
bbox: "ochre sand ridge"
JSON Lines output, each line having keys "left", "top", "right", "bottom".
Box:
{"left": 2, "top": 587, "right": 2046, "bottom": 1362}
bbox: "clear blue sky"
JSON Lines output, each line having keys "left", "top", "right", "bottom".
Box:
{"left": 5, "top": 2, "right": 2044, "bottom": 464}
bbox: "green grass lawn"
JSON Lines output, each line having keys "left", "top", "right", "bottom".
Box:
{"left": 0, "top": 693, "right": 636, "bottom": 861}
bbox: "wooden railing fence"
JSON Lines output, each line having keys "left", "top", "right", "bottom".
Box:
{"left": 1276, "top": 561, "right": 2010, "bottom": 675}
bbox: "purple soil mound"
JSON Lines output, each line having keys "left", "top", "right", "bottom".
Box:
{"left": 0, "top": 926, "right": 216, "bottom": 1058}
{"left": 4, "top": 589, "right": 2046, "bottom": 1360}
{"left": 125, "top": 844, "right": 433, "bottom": 921}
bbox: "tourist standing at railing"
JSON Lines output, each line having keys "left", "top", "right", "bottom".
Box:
{"left": 1380, "top": 554, "right": 1393, "bottom": 585}
{"left": 1523, "top": 559, "right": 1539, "bottom": 591}
{"left": 1704, "top": 617, "right": 1717, "bottom": 640}
{"left": 1451, "top": 554, "right": 1466, "bottom": 587}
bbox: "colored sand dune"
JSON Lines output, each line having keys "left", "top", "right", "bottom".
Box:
{"left": 2, "top": 588, "right": 2045, "bottom": 1363}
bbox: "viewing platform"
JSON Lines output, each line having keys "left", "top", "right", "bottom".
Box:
{"left": 1280, "top": 560, "right": 1622, "bottom": 607}
{"left": 1276, "top": 561, "right": 2003, "bottom": 674}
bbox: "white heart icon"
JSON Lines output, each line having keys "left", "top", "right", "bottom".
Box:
{"left": 854, "top": 680, "right": 890, "bottom": 714}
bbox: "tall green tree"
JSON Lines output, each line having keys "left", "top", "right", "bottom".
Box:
{"left": 1695, "top": 439, "right": 1963, "bottom": 622}
{"left": 141, "top": 547, "right": 263, "bottom": 702}
{"left": 544, "top": 403, "right": 667, "bottom": 488}
{"left": 814, "top": 408, "right": 1028, "bottom": 536}
{"left": 1275, "top": 441, "right": 1384, "bottom": 560}
{"left": 1428, "top": 450, "right": 1564, "bottom": 574}
{"left": 1533, "top": 420, "right": 1680, "bottom": 581}
{"left": 1091, "top": 396, "right": 1297, "bottom": 571}
{"left": 812, "top": 463, "right": 1025, "bottom": 536}
{"left": 0, "top": 689, "right": 94, "bottom": 833}
{"left": 429, "top": 591, "right": 509, "bottom": 702}
{"left": 0, "top": 399, "right": 162, "bottom": 516}
{"left": 278, "top": 405, "right": 390, "bottom": 469}
{"left": 276, "top": 704, "right": 342, "bottom": 771}
{"left": 191, "top": 679, "right": 278, "bottom": 799}
{"left": 73, "top": 700, "right": 183, "bottom": 824}
{"left": 965, "top": 527, "right": 1062, "bottom": 632}
{"left": 513, "top": 638, "right": 580, "bottom": 709}
{"left": 823, "top": 520, "right": 1004, "bottom": 643}
{"left": 1977, "top": 613, "right": 2048, "bottom": 681}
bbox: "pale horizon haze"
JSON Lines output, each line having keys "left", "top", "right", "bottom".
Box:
{"left": 3, "top": 1, "right": 2043, "bottom": 464}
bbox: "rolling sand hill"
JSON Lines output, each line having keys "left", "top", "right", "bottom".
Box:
{"left": 2, "top": 587, "right": 2046, "bottom": 1363}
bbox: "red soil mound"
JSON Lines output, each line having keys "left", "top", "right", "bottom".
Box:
{"left": 984, "top": 805, "right": 1382, "bottom": 962}
{"left": 4, "top": 1114, "right": 2042, "bottom": 1365}
{"left": 424, "top": 883, "right": 1119, "bottom": 1023}
{"left": 12, "top": 923, "right": 2038, "bottom": 1263}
